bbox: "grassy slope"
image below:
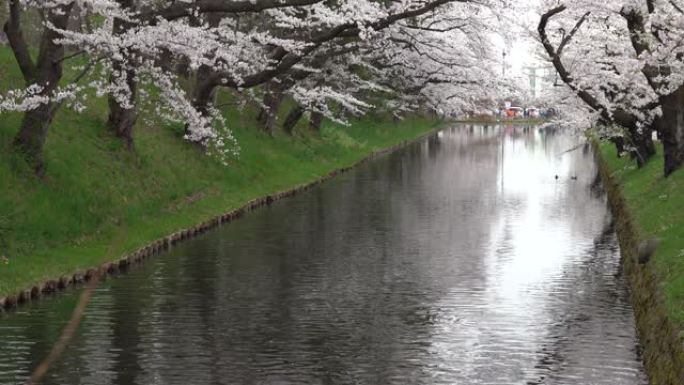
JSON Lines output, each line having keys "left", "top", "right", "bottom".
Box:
{"left": 0, "top": 47, "right": 440, "bottom": 296}
{"left": 601, "top": 143, "right": 684, "bottom": 325}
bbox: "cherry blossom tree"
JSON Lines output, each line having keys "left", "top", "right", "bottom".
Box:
{"left": 180, "top": 0, "right": 490, "bottom": 116}
{"left": 255, "top": 1, "right": 505, "bottom": 134}
{"left": 1, "top": 0, "right": 510, "bottom": 174}
{"left": 0, "top": 0, "right": 330, "bottom": 171}
{"left": 622, "top": 0, "right": 684, "bottom": 175}
{"left": 537, "top": 0, "right": 684, "bottom": 175}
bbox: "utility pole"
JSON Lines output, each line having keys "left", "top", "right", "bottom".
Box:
{"left": 502, "top": 50, "right": 507, "bottom": 77}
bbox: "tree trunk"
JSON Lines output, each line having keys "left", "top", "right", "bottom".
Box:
{"left": 660, "top": 87, "right": 684, "bottom": 177}
{"left": 192, "top": 67, "right": 218, "bottom": 114}
{"left": 8, "top": 1, "right": 74, "bottom": 175}
{"left": 106, "top": 88, "right": 137, "bottom": 151}
{"left": 188, "top": 11, "right": 223, "bottom": 121}
{"left": 629, "top": 124, "right": 656, "bottom": 168}
{"left": 309, "top": 111, "right": 324, "bottom": 132}
{"left": 597, "top": 118, "right": 627, "bottom": 157}
{"left": 614, "top": 111, "right": 656, "bottom": 167}
{"left": 175, "top": 57, "right": 192, "bottom": 78}
{"left": 107, "top": 0, "right": 137, "bottom": 149}
{"left": 257, "top": 86, "right": 283, "bottom": 136}
{"left": 283, "top": 106, "right": 304, "bottom": 135}
{"left": 13, "top": 104, "right": 57, "bottom": 176}
{"left": 107, "top": 78, "right": 137, "bottom": 151}
{"left": 187, "top": 67, "right": 218, "bottom": 139}
{"left": 611, "top": 136, "right": 626, "bottom": 157}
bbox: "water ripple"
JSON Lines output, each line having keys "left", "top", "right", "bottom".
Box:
{"left": 0, "top": 125, "right": 647, "bottom": 384}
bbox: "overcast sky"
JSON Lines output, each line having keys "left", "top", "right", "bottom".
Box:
{"left": 493, "top": 0, "right": 543, "bottom": 78}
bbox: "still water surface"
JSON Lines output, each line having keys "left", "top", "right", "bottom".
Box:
{"left": 0, "top": 125, "right": 647, "bottom": 384}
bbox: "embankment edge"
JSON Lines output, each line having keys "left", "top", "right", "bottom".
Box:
{"left": 0, "top": 126, "right": 443, "bottom": 312}
{"left": 595, "top": 145, "right": 684, "bottom": 385}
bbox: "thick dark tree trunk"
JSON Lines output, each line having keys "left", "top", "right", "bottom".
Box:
{"left": 309, "top": 111, "right": 324, "bottom": 131}
{"left": 597, "top": 118, "right": 627, "bottom": 157}
{"left": 186, "top": 67, "right": 218, "bottom": 140}
{"left": 107, "top": 79, "right": 137, "bottom": 151}
{"left": 6, "top": 1, "right": 73, "bottom": 175}
{"left": 283, "top": 106, "right": 304, "bottom": 135}
{"left": 155, "top": 48, "right": 175, "bottom": 73}
{"left": 13, "top": 104, "right": 57, "bottom": 175}
{"left": 622, "top": 6, "right": 681, "bottom": 176}
{"left": 175, "top": 57, "right": 192, "bottom": 78}
{"left": 629, "top": 124, "right": 656, "bottom": 168}
{"left": 611, "top": 136, "right": 626, "bottom": 157}
{"left": 106, "top": 90, "right": 137, "bottom": 151}
{"left": 660, "top": 88, "right": 684, "bottom": 176}
{"left": 107, "top": 0, "right": 137, "bottom": 150}
{"left": 192, "top": 69, "right": 217, "bottom": 117}
{"left": 257, "top": 86, "right": 283, "bottom": 136}
{"left": 614, "top": 111, "right": 656, "bottom": 167}
{"left": 187, "top": 11, "right": 224, "bottom": 123}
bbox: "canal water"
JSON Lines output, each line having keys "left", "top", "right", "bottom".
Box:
{"left": 0, "top": 125, "right": 648, "bottom": 384}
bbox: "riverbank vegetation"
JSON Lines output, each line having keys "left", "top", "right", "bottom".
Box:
{"left": 0, "top": 98, "right": 440, "bottom": 296}
{"left": 0, "top": 0, "right": 510, "bottom": 297}
{"left": 600, "top": 143, "right": 684, "bottom": 326}
{"left": 0, "top": 0, "right": 506, "bottom": 176}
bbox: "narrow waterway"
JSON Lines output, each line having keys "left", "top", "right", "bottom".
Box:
{"left": 0, "top": 124, "right": 647, "bottom": 384}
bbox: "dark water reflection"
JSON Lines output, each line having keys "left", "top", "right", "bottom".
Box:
{"left": 0, "top": 124, "right": 647, "bottom": 384}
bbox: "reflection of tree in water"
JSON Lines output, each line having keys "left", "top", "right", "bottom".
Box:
{"left": 524, "top": 217, "right": 646, "bottom": 385}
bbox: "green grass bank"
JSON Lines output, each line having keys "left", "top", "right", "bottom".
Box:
{"left": 0, "top": 111, "right": 440, "bottom": 299}
{"left": 598, "top": 142, "right": 684, "bottom": 384}
{"left": 0, "top": 47, "right": 441, "bottom": 298}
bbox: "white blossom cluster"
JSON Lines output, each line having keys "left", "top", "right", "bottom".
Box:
{"left": 0, "top": 84, "right": 83, "bottom": 112}
{"left": 2, "top": 0, "right": 515, "bottom": 162}
{"left": 538, "top": 0, "right": 684, "bottom": 130}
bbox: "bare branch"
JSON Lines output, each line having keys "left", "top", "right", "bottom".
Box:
{"left": 538, "top": 5, "right": 610, "bottom": 120}
{"left": 557, "top": 12, "right": 590, "bottom": 56}
{"left": 55, "top": 50, "right": 86, "bottom": 64}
